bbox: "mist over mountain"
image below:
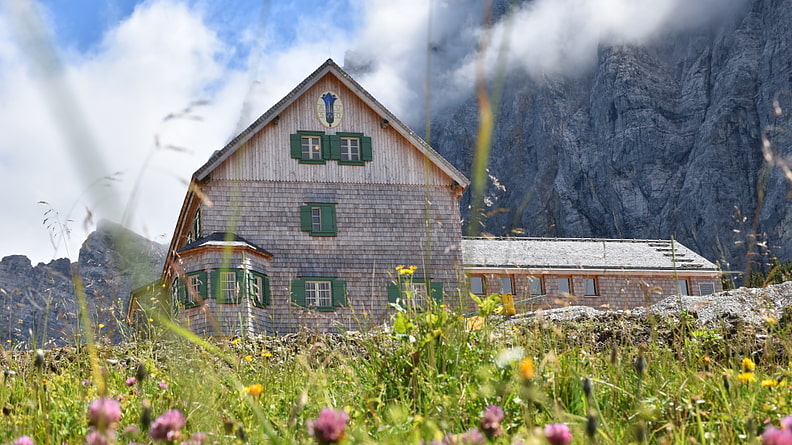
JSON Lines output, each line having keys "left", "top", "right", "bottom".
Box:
{"left": 372, "top": 0, "right": 791, "bottom": 275}
{"left": 0, "top": 220, "right": 165, "bottom": 346}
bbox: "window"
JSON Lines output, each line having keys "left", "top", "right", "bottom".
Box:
{"left": 291, "top": 131, "right": 372, "bottom": 165}
{"left": 500, "top": 276, "right": 513, "bottom": 294}
{"left": 340, "top": 137, "right": 360, "bottom": 161}
{"left": 290, "top": 131, "right": 328, "bottom": 164}
{"left": 300, "top": 203, "right": 337, "bottom": 236}
{"left": 332, "top": 133, "right": 372, "bottom": 165}
{"left": 529, "top": 277, "right": 543, "bottom": 296}
{"left": 699, "top": 282, "right": 715, "bottom": 295}
{"left": 171, "top": 278, "right": 183, "bottom": 306}
{"left": 210, "top": 269, "right": 245, "bottom": 303}
{"left": 583, "top": 278, "right": 598, "bottom": 296}
{"left": 291, "top": 277, "right": 347, "bottom": 310}
{"left": 221, "top": 271, "right": 237, "bottom": 301}
{"left": 469, "top": 276, "right": 485, "bottom": 295}
{"left": 677, "top": 279, "right": 689, "bottom": 296}
{"left": 388, "top": 279, "right": 443, "bottom": 307}
{"left": 248, "top": 272, "right": 270, "bottom": 307}
{"left": 557, "top": 278, "right": 571, "bottom": 295}
{"left": 184, "top": 271, "right": 207, "bottom": 307}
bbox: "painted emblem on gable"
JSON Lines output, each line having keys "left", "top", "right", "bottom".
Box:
{"left": 316, "top": 91, "right": 343, "bottom": 128}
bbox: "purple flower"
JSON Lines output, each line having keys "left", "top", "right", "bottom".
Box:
{"left": 448, "top": 429, "right": 485, "bottom": 445}
{"left": 82, "top": 379, "right": 92, "bottom": 387}
{"left": 782, "top": 416, "right": 792, "bottom": 431}
{"left": 125, "top": 377, "right": 137, "bottom": 386}
{"left": 88, "top": 398, "right": 122, "bottom": 431}
{"left": 85, "top": 430, "right": 114, "bottom": 445}
{"left": 12, "top": 436, "right": 34, "bottom": 445}
{"left": 479, "top": 405, "right": 504, "bottom": 437}
{"left": 307, "top": 408, "right": 349, "bottom": 444}
{"left": 763, "top": 427, "right": 792, "bottom": 445}
{"left": 544, "top": 423, "right": 573, "bottom": 445}
{"left": 181, "top": 432, "right": 207, "bottom": 445}
{"left": 150, "top": 409, "right": 187, "bottom": 441}
{"left": 158, "top": 381, "right": 169, "bottom": 390}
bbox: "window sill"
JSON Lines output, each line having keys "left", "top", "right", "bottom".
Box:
{"left": 338, "top": 160, "right": 366, "bottom": 166}
{"left": 307, "top": 232, "right": 337, "bottom": 237}
{"left": 298, "top": 159, "right": 326, "bottom": 165}
{"left": 302, "top": 306, "right": 336, "bottom": 312}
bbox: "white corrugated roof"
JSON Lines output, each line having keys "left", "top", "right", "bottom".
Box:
{"left": 462, "top": 238, "right": 719, "bottom": 271}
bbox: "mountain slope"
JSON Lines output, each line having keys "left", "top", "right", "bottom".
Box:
{"left": 430, "top": 0, "right": 792, "bottom": 274}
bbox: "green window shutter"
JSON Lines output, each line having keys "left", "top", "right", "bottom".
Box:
{"left": 430, "top": 281, "right": 444, "bottom": 304}
{"left": 329, "top": 135, "right": 341, "bottom": 160}
{"left": 291, "top": 279, "right": 306, "bottom": 307}
{"left": 300, "top": 205, "right": 312, "bottom": 232}
{"left": 322, "top": 204, "right": 337, "bottom": 234}
{"left": 290, "top": 133, "right": 302, "bottom": 159}
{"left": 361, "top": 136, "right": 372, "bottom": 161}
{"left": 388, "top": 282, "right": 401, "bottom": 304}
{"left": 235, "top": 270, "right": 245, "bottom": 303}
{"left": 332, "top": 280, "right": 347, "bottom": 307}
{"left": 321, "top": 134, "right": 332, "bottom": 159}
{"left": 210, "top": 270, "right": 220, "bottom": 300}
{"left": 197, "top": 271, "right": 208, "bottom": 300}
{"left": 262, "top": 276, "right": 271, "bottom": 306}
{"left": 177, "top": 279, "right": 187, "bottom": 305}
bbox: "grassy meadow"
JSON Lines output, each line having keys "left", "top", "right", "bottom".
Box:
{"left": 1, "top": 293, "right": 791, "bottom": 445}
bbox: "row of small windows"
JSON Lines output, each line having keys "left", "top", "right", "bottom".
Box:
{"left": 290, "top": 131, "right": 372, "bottom": 165}
{"left": 172, "top": 269, "right": 270, "bottom": 308}
{"left": 174, "top": 273, "right": 444, "bottom": 311}
{"left": 469, "top": 275, "right": 716, "bottom": 297}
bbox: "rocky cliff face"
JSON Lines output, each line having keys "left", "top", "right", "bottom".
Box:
{"left": 430, "top": 0, "right": 792, "bottom": 275}
{"left": 0, "top": 221, "right": 165, "bottom": 346}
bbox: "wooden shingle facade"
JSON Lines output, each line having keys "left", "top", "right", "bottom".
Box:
{"left": 463, "top": 237, "right": 723, "bottom": 310}
{"left": 163, "top": 59, "right": 469, "bottom": 335}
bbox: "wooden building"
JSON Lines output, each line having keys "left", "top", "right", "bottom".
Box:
{"left": 158, "top": 59, "right": 469, "bottom": 335}
{"left": 462, "top": 237, "right": 723, "bottom": 310}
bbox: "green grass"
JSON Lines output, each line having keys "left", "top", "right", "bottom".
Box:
{"left": 1, "top": 299, "right": 791, "bottom": 444}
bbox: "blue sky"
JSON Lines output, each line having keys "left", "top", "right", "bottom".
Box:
{"left": 0, "top": 0, "right": 737, "bottom": 263}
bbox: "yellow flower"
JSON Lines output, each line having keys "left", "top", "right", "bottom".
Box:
{"left": 519, "top": 357, "right": 535, "bottom": 380}
{"left": 737, "top": 372, "right": 757, "bottom": 383}
{"left": 244, "top": 383, "right": 264, "bottom": 397}
{"left": 398, "top": 265, "right": 418, "bottom": 275}
{"left": 395, "top": 265, "right": 405, "bottom": 271}
{"left": 261, "top": 350, "right": 273, "bottom": 357}
{"left": 741, "top": 357, "right": 756, "bottom": 372}
{"left": 244, "top": 355, "right": 253, "bottom": 362}
{"left": 761, "top": 379, "right": 777, "bottom": 387}
{"left": 231, "top": 338, "right": 241, "bottom": 345}
{"left": 98, "top": 324, "right": 105, "bottom": 329}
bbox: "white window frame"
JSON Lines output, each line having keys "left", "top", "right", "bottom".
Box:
{"left": 301, "top": 135, "right": 322, "bottom": 160}
{"left": 305, "top": 280, "right": 332, "bottom": 307}
{"left": 188, "top": 274, "right": 203, "bottom": 303}
{"left": 340, "top": 137, "right": 360, "bottom": 161}
{"left": 403, "top": 282, "right": 429, "bottom": 307}
{"left": 221, "top": 271, "right": 237, "bottom": 301}
{"left": 699, "top": 282, "right": 715, "bottom": 295}
{"left": 311, "top": 207, "right": 322, "bottom": 232}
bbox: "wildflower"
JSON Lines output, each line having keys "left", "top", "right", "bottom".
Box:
{"left": 244, "top": 384, "right": 264, "bottom": 397}
{"left": 782, "top": 415, "right": 792, "bottom": 431}
{"left": 12, "top": 436, "right": 34, "bottom": 445}
{"left": 88, "top": 398, "right": 122, "bottom": 432}
{"left": 183, "top": 432, "right": 207, "bottom": 445}
{"left": 519, "top": 357, "right": 534, "bottom": 380}
{"left": 98, "top": 324, "right": 105, "bottom": 329}
{"left": 479, "top": 405, "right": 504, "bottom": 437}
{"left": 231, "top": 338, "right": 241, "bottom": 345}
{"left": 445, "top": 429, "right": 485, "bottom": 445}
{"left": 82, "top": 379, "right": 92, "bottom": 386}
{"left": 738, "top": 372, "right": 757, "bottom": 383}
{"left": 150, "top": 409, "right": 186, "bottom": 441}
{"left": 762, "top": 427, "right": 792, "bottom": 445}
{"left": 158, "top": 381, "right": 168, "bottom": 390}
{"left": 261, "top": 350, "right": 273, "bottom": 357}
{"left": 763, "top": 379, "right": 778, "bottom": 387}
{"left": 244, "top": 355, "right": 253, "bottom": 362}
{"left": 307, "top": 408, "right": 349, "bottom": 444}
{"left": 544, "top": 423, "right": 573, "bottom": 445}
{"left": 85, "top": 430, "right": 114, "bottom": 445}
{"left": 126, "top": 377, "right": 137, "bottom": 386}
{"left": 742, "top": 357, "right": 756, "bottom": 372}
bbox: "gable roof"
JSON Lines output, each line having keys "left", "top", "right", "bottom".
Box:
{"left": 177, "top": 232, "right": 271, "bottom": 256}
{"left": 462, "top": 238, "right": 720, "bottom": 272}
{"left": 193, "top": 58, "right": 469, "bottom": 187}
